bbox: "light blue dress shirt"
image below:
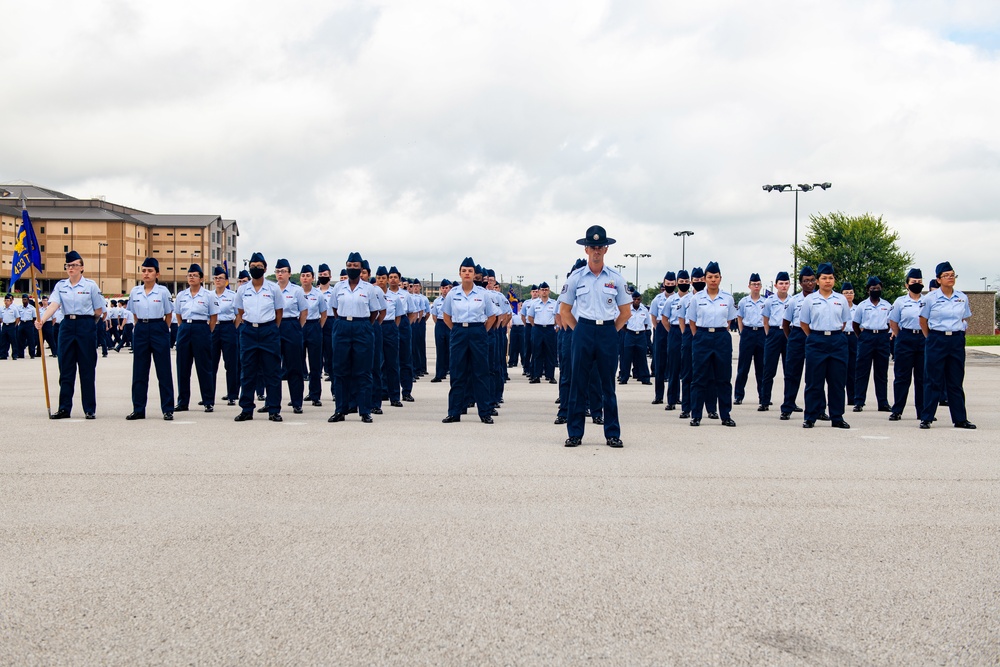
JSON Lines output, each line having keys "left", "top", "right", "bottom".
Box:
{"left": 920, "top": 289, "right": 971, "bottom": 332}
{"left": 388, "top": 289, "right": 409, "bottom": 318}
{"left": 800, "top": 291, "right": 850, "bottom": 331}
{"left": 277, "top": 283, "right": 309, "bottom": 318}
{"left": 737, "top": 296, "right": 766, "bottom": 327}
{"left": 127, "top": 284, "right": 174, "bottom": 320}
{"left": 19, "top": 304, "right": 36, "bottom": 321}
{"left": 762, "top": 294, "right": 790, "bottom": 327}
{"left": 626, "top": 304, "right": 651, "bottom": 332}
{"left": 331, "top": 281, "right": 380, "bottom": 318}
{"left": 176, "top": 287, "right": 221, "bottom": 321}
{"left": 649, "top": 293, "right": 666, "bottom": 320}
{"left": 2, "top": 305, "right": 19, "bottom": 324}
{"left": 782, "top": 293, "right": 807, "bottom": 327}
{"left": 51, "top": 277, "right": 104, "bottom": 316}
{"left": 889, "top": 295, "right": 923, "bottom": 330}
{"left": 558, "top": 265, "right": 630, "bottom": 321}
{"left": 443, "top": 285, "right": 498, "bottom": 323}
{"left": 530, "top": 298, "right": 559, "bottom": 325}
{"left": 853, "top": 298, "right": 892, "bottom": 330}
{"left": 685, "top": 290, "right": 737, "bottom": 328}
{"left": 665, "top": 293, "right": 683, "bottom": 325}
{"left": 301, "top": 287, "right": 326, "bottom": 320}
{"left": 234, "top": 280, "right": 283, "bottom": 324}
{"left": 213, "top": 288, "right": 238, "bottom": 322}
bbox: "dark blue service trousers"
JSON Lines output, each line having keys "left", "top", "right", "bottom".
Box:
{"left": 691, "top": 328, "right": 733, "bottom": 421}
{"left": 532, "top": 325, "right": 557, "bottom": 380}
{"left": 56, "top": 316, "right": 98, "bottom": 415}
{"left": 734, "top": 327, "right": 765, "bottom": 403}
{"left": 557, "top": 327, "right": 603, "bottom": 420}
{"left": 0, "top": 323, "right": 17, "bottom": 359}
{"left": 507, "top": 325, "right": 523, "bottom": 368}
{"left": 398, "top": 318, "right": 414, "bottom": 394}
{"left": 302, "top": 319, "right": 324, "bottom": 401}
{"left": 780, "top": 327, "right": 807, "bottom": 414}
{"left": 803, "top": 331, "right": 847, "bottom": 422}
{"left": 447, "top": 323, "right": 491, "bottom": 419}
{"left": 333, "top": 317, "right": 374, "bottom": 416}
{"left": 176, "top": 321, "right": 215, "bottom": 408}
{"left": 238, "top": 322, "right": 281, "bottom": 415}
{"left": 760, "top": 327, "right": 787, "bottom": 407}
{"left": 434, "top": 320, "right": 451, "bottom": 379}
{"left": 279, "top": 319, "right": 305, "bottom": 409}
{"left": 922, "top": 331, "right": 967, "bottom": 424}
{"left": 666, "top": 325, "right": 682, "bottom": 406}
{"left": 891, "top": 328, "right": 925, "bottom": 419}
{"left": 619, "top": 329, "right": 650, "bottom": 382}
{"left": 652, "top": 323, "right": 669, "bottom": 400}
{"left": 381, "top": 321, "right": 401, "bottom": 402}
{"left": 522, "top": 324, "right": 533, "bottom": 372}
{"left": 845, "top": 331, "right": 857, "bottom": 403}
{"left": 211, "top": 321, "right": 240, "bottom": 401}
{"left": 131, "top": 319, "right": 174, "bottom": 415}
{"left": 369, "top": 320, "right": 383, "bottom": 410}
{"left": 567, "top": 319, "right": 621, "bottom": 439}
{"left": 855, "top": 330, "right": 891, "bottom": 409}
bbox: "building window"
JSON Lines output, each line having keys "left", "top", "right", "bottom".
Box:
{"left": 64, "top": 245, "right": 69, "bottom": 252}
{"left": 154, "top": 232, "right": 160, "bottom": 236}
{"left": 40, "top": 226, "right": 45, "bottom": 233}
{"left": 194, "top": 232, "right": 201, "bottom": 237}
{"left": 64, "top": 227, "right": 69, "bottom": 234}
{"left": 181, "top": 250, "right": 187, "bottom": 254}
{"left": 166, "top": 233, "right": 173, "bottom": 237}
{"left": 40, "top": 245, "right": 45, "bottom": 252}
{"left": 166, "top": 250, "right": 172, "bottom": 253}
{"left": 181, "top": 233, "right": 187, "bottom": 237}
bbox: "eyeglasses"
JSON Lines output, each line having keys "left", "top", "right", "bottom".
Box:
{"left": 64, "top": 263, "right": 83, "bottom": 269}
{"left": 939, "top": 273, "right": 957, "bottom": 279}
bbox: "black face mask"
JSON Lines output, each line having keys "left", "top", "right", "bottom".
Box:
{"left": 318, "top": 276, "right": 330, "bottom": 285}
{"left": 692, "top": 281, "right": 706, "bottom": 292}
{"left": 664, "top": 285, "right": 676, "bottom": 294}
{"left": 249, "top": 267, "right": 266, "bottom": 280}
{"left": 346, "top": 268, "right": 362, "bottom": 281}
{"left": 907, "top": 283, "right": 923, "bottom": 295}
{"left": 869, "top": 289, "right": 882, "bottom": 300}
{"left": 677, "top": 283, "right": 690, "bottom": 293}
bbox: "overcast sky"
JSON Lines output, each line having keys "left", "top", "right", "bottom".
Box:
{"left": 3, "top": 0, "right": 999, "bottom": 291}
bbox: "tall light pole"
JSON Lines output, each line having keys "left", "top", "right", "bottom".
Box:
{"left": 623, "top": 253, "right": 651, "bottom": 290}
{"left": 762, "top": 182, "right": 831, "bottom": 293}
{"left": 673, "top": 231, "right": 694, "bottom": 272}
{"left": 982, "top": 277, "right": 988, "bottom": 290}
{"left": 97, "top": 242, "right": 108, "bottom": 294}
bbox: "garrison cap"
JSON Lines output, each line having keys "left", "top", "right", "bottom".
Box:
{"left": 440, "top": 279, "right": 451, "bottom": 287}
{"left": 691, "top": 267, "right": 705, "bottom": 279}
{"left": 340, "top": 269, "right": 348, "bottom": 277}
{"left": 866, "top": 275, "right": 881, "bottom": 288}
{"left": 238, "top": 270, "right": 250, "bottom": 280}
{"left": 65, "top": 250, "right": 83, "bottom": 263}
{"left": 346, "top": 251, "right": 363, "bottom": 264}
{"left": 213, "top": 265, "right": 227, "bottom": 277}
{"left": 664, "top": 271, "right": 676, "bottom": 281}
{"left": 705, "top": 261, "right": 721, "bottom": 274}
{"left": 817, "top": 263, "right": 834, "bottom": 276}
{"left": 935, "top": 261, "right": 953, "bottom": 277}
{"left": 840, "top": 281, "right": 854, "bottom": 291}
{"left": 141, "top": 257, "right": 159, "bottom": 271}
{"left": 460, "top": 257, "right": 475, "bottom": 269}
{"left": 929, "top": 278, "right": 940, "bottom": 289}
{"left": 361, "top": 259, "right": 370, "bottom": 272}
{"left": 749, "top": 273, "right": 761, "bottom": 283}
{"left": 187, "top": 264, "right": 203, "bottom": 276}
{"left": 799, "top": 266, "right": 815, "bottom": 278}
{"left": 538, "top": 282, "right": 550, "bottom": 289}
{"left": 300, "top": 264, "right": 314, "bottom": 275}
{"left": 388, "top": 266, "right": 401, "bottom": 276}
{"left": 376, "top": 265, "right": 389, "bottom": 276}
{"left": 775, "top": 271, "right": 790, "bottom": 282}
{"left": 249, "top": 252, "right": 266, "bottom": 265}
{"left": 677, "top": 269, "right": 690, "bottom": 280}
{"left": 906, "top": 268, "right": 922, "bottom": 281}
{"left": 318, "top": 263, "right": 331, "bottom": 273}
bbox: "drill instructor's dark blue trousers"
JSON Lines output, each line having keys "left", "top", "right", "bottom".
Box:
{"left": 567, "top": 319, "right": 620, "bottom": 440}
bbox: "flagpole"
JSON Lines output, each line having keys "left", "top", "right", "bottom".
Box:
{"left": 29, "top": 265, "right": 52, "bottom": 416}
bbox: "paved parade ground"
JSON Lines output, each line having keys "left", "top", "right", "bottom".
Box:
{"left": 1, "top": 342, "right": 998, "bottom": 665}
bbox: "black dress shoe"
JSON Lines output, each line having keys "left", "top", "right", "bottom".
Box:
{"left": 489, "top": 409, "right": 499, "bottom": 416}
{"left": 227, "top": 399, "right": 236, "bottom": 406}
{"left": 204, "top": 405, "right": 214, "bottom": 413}
{"left": 402, "top": 394, "right": 415, "bottom": 402}
{"left": 234, "top": 412, "right": 253, "bottom": 422}
{"left": 372, "top": 408, "right": 383, "bottom": 415}
{"left": 174, "top": 404, "right": 189, "bottom": 412}
{"left": 361, "top": 414, "right": 373, "bottom": 423}
{"left": 954, "top": 420, "right": 977, "bottom": 429}
{"left": 292, "top": 406, "right": 302, "bottom": 414}
{"left": 430, "top": 377, "right": 443, "bottom": 383}
{"left": 780, "top": 413, "right": 791, "bottom": 420}
{"left": 878, "top": 406, "right": 892, "bottom": 412}
{"left": 198, "top": 401, "right": 205, "bottom": 406}
{"left": 554, "top": 416, "right": 567, "bottom": 425}
{"left": 888, "top": 413, "right": 901, "bottom": 421}
{"left": 707, "top": 412, "right": 719, "bottom": 419}
{"left": 529, "top": 378, "right": 540, "bottom": 384}
{"left": 665, "top": 404, "right": 676, "bottom": 411}
{"left": 679, "top": 411, "right": 690, "bottom": 419}
{"left": 163, "top": 413, "right": 173, "bottom": 421}
{"left": 592, "top": 416, "right": 604, "bottom": 425}
{"left": 85, "top": 413, "right": 96, "bottom": 420}
{"left": 390, "top": 401, "right": 403, "bottom": 407}
{"left": 549, "top": 378, "right": 557, "bottom": 384}
{"left": 256, "top": 394, "right": 265, "bottom": 401}
{"left": 803, "top": 420, "right": 815, "bottom": 428}
{"left": 791, "top": 406, "right": 803, "bottom": 413}
{"left": 721, "top": 418, "right": 736, "bottom": 427}
{"left": 757, "top": 405, "right": 769, "bottom": 412}
{"left": 940, "top": 400, "right": 949, "bottom": 406}
{"left": 268, "top": 414, "right": 283, "bottom": 422}
{"left": 257, "top": 406, "right": 268, "bottom": 413}
{"left": 328, "top": 413, "right": 345, "bottom": 423}
{"left": 347, "top": 407, "right": 358, "bottom": 414}
{"left": 606, "top": 437, "right": 623, "bottom": 448}
{"left": 853, "top": 405, "right": 864, "bottom": 412}
{"left": 641, "top": 380, "right": 652, "bottom": 385}
{"left": 817, "top": 413, "right": 830, "bottom": 421}
{"left": 287, "top": 402, "right": 294, "bottom": 407}
{"left": 919, "top": 420, "right": 931, "bottom": 429}
{"left": 651, "top": 399, "right": 663, "bottom": 405}
{"left": 733, "top": 399, "right": 742, "bottom": 406}
{"left": 554, "top": 398, "right": 561, "bottom": 404}
{"left": 125, "top": 411, "right": 145, "bottom": 420}
{"left": 481, "top": 416, "right": 494, "bottom": 424}
{"left": 832, "top": 420, "right": 851, "bottom": 429}
{"left": 618, "top": 380, "right": 627, "bottom": 385}
{"left": 442, "top": 415, "right": 460, "bottom": 423}
{"left": 564, "top": 436, "right": 582, "bottom": 447}
{"left": 312, "top": 400, "right": 323, "bottom": 407}
{"left": 689, "top": 419, "right": 701, "bottom": 427}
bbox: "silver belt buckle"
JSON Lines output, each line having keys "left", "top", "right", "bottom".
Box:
{"left": 462, "top": 322, "right": 470, "bottom": 327}
{"left": 595, "top": 320, "right": 603, "bottom": 325}
{"left": 346, "top": 316, "right": 354, "bottom": 321}
{"left": 823, "top": 331, "right": 832, "bottom": 336}
{"left": 252, "top": 322, "right": 260, "bottom": 328}
{"left": 944, "top": 331, "right": 953, "bottom": 336}
{"left": 708, "top": 327, "right": 716, "bottom": 333}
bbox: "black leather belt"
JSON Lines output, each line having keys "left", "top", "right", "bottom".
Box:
{"left": 745, "top": 326, "right": 762, "bottom": 330}
{"left": 338, "top": 316, "right": 368, "bottom": 321}
{"left": 248, "top": 321, "right": 276, "bottom": 328}
{"left": 183, "top": 319, "right": 208, "bottom": 324}
{"left": 535, "top": 324, "right": 554, "bottom": 328}
{"left": 458, "top": 322, "right": 484, "bottom": 328}
{"left": 861, "top": 328, "right": 887, "bottom": 334}
{"left": 578, "top": 318, "right": 610, "bottom": 326}
{"left": 931, "top": 330, "right": 962, "bottom": 336}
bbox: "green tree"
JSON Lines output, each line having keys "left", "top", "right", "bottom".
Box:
{"left": 795, "top": 212, "right": 914, "bottom": 299}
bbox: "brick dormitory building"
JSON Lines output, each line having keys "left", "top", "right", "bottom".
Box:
{"left": 0, "top": 182, "right": 238, "bottom": 295}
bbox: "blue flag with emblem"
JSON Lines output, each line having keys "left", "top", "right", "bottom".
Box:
{"left": 508, "top": 286, "right": 519, "bottom": 314}
{"left": 11, "top": 197, "right": 43, "bottom": 286}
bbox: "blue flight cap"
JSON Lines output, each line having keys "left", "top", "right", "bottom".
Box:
{"left": 691, "top": 267, "right": 705, "bottom": 279}
{"left": 213, "top": 265, "right": 227, "bottom": 277}
{"left": 677, "top": 269, "right": 690, "bottom": 280}
{"left": 841, "top": 281, "right": 854, "bottom": 291}
{"left": 705, "top": 261, "right": 721, "bottom": 274}
{"left": 187, "top": 263, "right": 203, "bottom": 276}
{"left": 109, "top": 300, "right": 117, "bottom": 306}
{"left": 530, "top": 284, "right": 538, "bottom": 290}
{"left": 4, "top": 294, "right": 12, "bottom": 299}
{"left": 361, "top": 259, "right": 370, "bottom": 272}
{"left": 347, "top": 251, "right": 363, "bottom": 264}
{"left": 749, "top": 273, "right": 761, "bottom": 283}
{"left": 339, "top": 269, "right": 348, "bottom": 277}
{"left": 817, "top": 263, "right": 834, "bottom": 276}
{"left": 866, "top": 275, "right": 881, "bottom": 288}
{"left": 318, "top": 263, "right": 331, "bottom": 273}
{"left": 935, "top": 261, "right": 953, "bottom": 277}
{"left": 249, "top": 252, "right": 266, "bottom": 265}
{"left": 664, "top": 271, "right": 676, "bottom": 281}
{"left": 238, "top": 270, "right": 250, "bottom": 280}
{"left": 412, "top": 279, "right": 421, "bottom": 286}
{"left": 65, "top": 250, "right": 83, "bottom": 264}
{"left": 775, "top": 271, "right": 790, "bottom": 282}
{"left": 906, "top": 268, "right": 922, "bottom": 281}
{"left": 388, "top": 266, "right": 400, "bottom": 276}
{"left": 929, "top": 278, "right": 940, "bottom": 289}
{"left": 538, "top": 282, "right": 550, "bottom": 289}
{"left": 799, "top": 266, "right": 815, "bottom": 278}
{"left": 376, "top": 265, "right": 389, "bottom": 276}
{"left": 474, "top": 264, "right": 484, "bottom": 276}
{"left": 460, "top": 257, "right": 475, "bottom": 269}
{"left": 275, "top": 258, "right": 290, "bottom": 271}
{"left": 300, "top": 264, "right": 314, "bottom": 275}
{"left": 486, "top": 269, "right": 496, "bottom": 278}
{"left": 141, "top": 257, "right": 159, "bottom": 271}
{"left": 440, "top": 279, "right": 451, "bottom": 287}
